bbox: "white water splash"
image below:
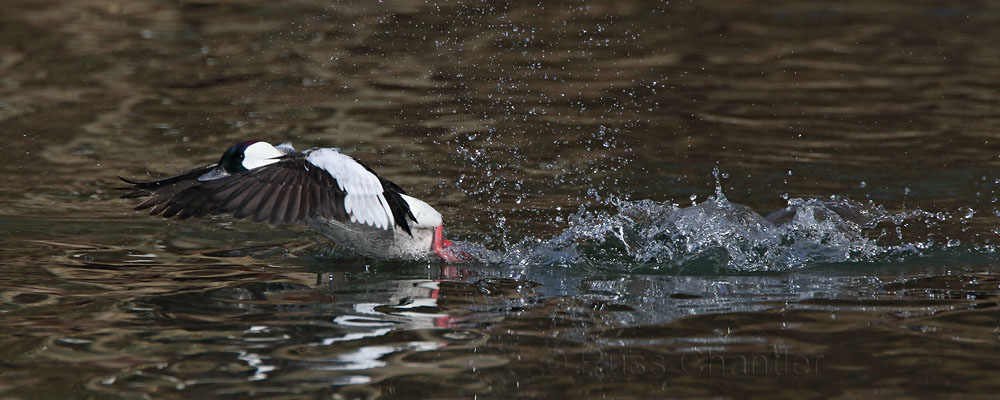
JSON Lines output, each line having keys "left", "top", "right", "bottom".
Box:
{"left": 451, "top": 186, "right": 946, "bottom": 272}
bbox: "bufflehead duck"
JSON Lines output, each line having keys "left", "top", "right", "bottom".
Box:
{"left": 119, "top": 140, "right": 457, "bottom": 261}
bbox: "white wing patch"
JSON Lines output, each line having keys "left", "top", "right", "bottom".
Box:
{"left": 305, "top": 148, "right": 395, "bottom": 230}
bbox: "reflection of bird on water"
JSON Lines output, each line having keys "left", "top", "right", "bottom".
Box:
{"left": 120, "top": 140, "right": 461, "bottom": 261}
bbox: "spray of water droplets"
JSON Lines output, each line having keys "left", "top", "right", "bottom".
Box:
{"left": 446, "top": 169, "right": 998, "bottom": 272}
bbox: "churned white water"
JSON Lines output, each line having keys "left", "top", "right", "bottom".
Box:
{"left": 453, "top": 170, "right": 989, "bottom": 272}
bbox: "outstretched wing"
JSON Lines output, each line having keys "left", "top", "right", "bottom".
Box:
{"left": 119, "top": 152, "right": 417, "bottom": 233}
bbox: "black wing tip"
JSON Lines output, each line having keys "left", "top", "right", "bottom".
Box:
{"left": 117, "top": 175, "right": 163, "bottom": 193}
{"left": 384, "top": 192, "right": 414, "bottom": 236}
{"left": 117, "top": 176, "right": 146, "bottom": 198}
{"left": 118, "top": 175, "right": 141, "bottom": 184}
{"left": 397, "top": 220, "right": 412, "bottom": 236}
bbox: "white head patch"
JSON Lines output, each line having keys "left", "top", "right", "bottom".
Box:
{"left": 242, "top": 142, "right": 285, "bottom": 170}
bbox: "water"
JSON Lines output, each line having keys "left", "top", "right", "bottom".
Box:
{"left": 3, "top": 1, "right": 1000, "bottom": 398}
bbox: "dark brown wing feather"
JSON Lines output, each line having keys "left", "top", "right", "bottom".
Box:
{"left": 118, "top": 154, "right": 416, "bottom": 233}
{"left": 118, "top": 163, "right": 219, "bottom": 211}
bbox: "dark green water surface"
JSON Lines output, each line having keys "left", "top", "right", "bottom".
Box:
{"left": 2, "top": 1, "right": 1000, "bottom": 398}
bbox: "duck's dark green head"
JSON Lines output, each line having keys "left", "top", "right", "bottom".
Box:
{"left": 219, "top": 140, "right": 260, "bottom": 174}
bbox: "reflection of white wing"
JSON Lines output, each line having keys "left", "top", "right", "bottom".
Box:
{"left": 304, "top": 148, "right": 394, "bottom": 230}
